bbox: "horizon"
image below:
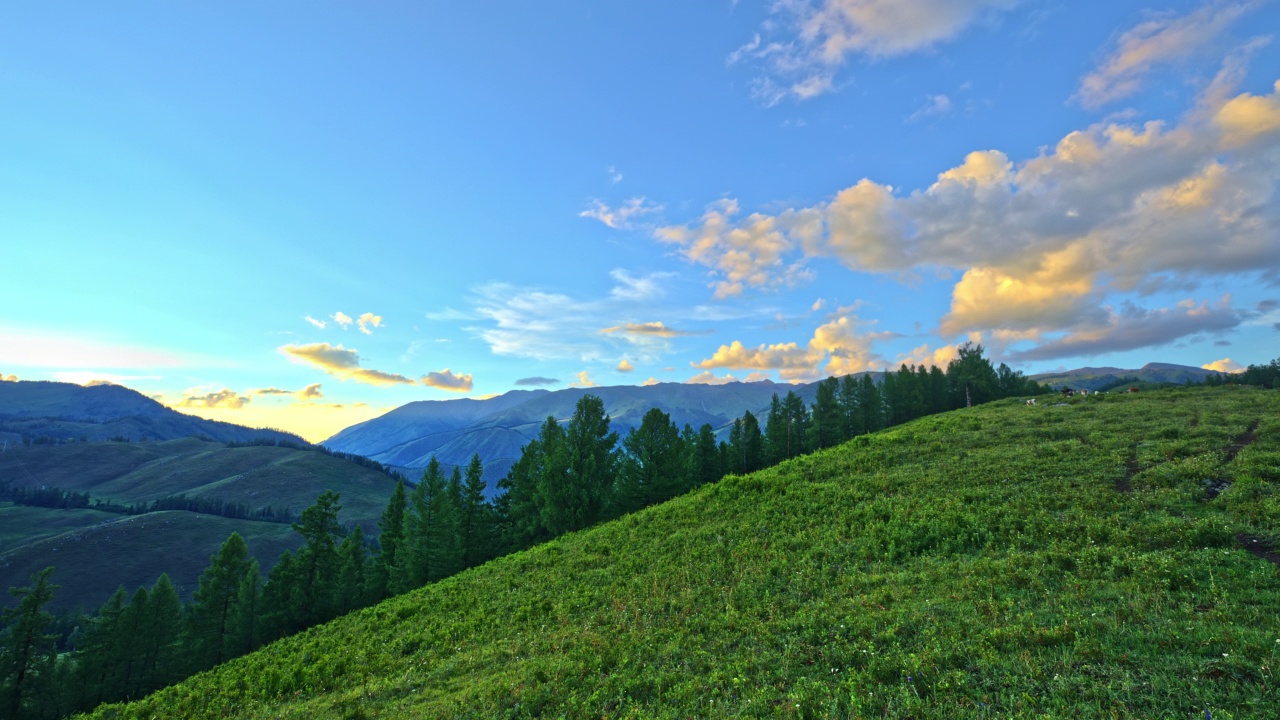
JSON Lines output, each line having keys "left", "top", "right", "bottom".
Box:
{"left": 4, "top": 2, "right": 1278, "bottom": 442}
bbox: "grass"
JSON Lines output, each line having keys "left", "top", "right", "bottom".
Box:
{"left": 85, "top": 387, "right": 1280, "bottom": 718}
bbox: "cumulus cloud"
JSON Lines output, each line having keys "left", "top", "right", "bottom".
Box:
{"left": 331, "top": 312, "right": 354, "bottom": 329}
{"left": 686, "top": 370, "right": 740, "bottom": 385}
{"left": 616, "top": 359, "right": 635, "bottom": 373}
{"left": 305, "top": 316, "right": 326, "bottom": 329}
{"left": 744, "top": 371, "right": 773, "bottom": 383}
{"left": 279, "top": 343, "right": 416, "bottom": 386}
{"left": 731, "top": 0, "right": 1021, "bottom": 103}
{"left": 421, "top": 368, "right": 474, "bottom": 392}
{"left": 178, "top": 388, "right": 251, "bottom": 410}
{"left": 515, "top": 376, "right": 560, "bottom": 386}
{"left": 641, "top": 376, "right": 661, "bottom": 386}
{"left": 579, "top": 197, "right": 663, "bottom": 229}
{"left": 1077, "top": 2, "right": 1256, "bottom": 109}
{"left": 2, "top": 373, "right": 18, "bottom": 382}
{"left": 1202, "top": 357, "right": 1244, "bottom": 372}
{"left": 654, "top": 199, "right": 817, "bottom": 298}
{"left": 659, "top": 75, "right": 1280, "bottom": 360}
{"left": 693, "top": 315, "right": 887, "bottom": 381}
{"left": 357, "top": 312, "right": 383, "bottom": 335}
{"left": 570, "top": 371, "right": 598, "bottom": 388}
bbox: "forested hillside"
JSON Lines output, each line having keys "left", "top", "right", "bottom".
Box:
{"left": 58, "top": 385, "right": 1280, "bottom": 719}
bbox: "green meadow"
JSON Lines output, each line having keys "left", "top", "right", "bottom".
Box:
{"left": 85, "top": 387, "right": 1280, "bottom": 719}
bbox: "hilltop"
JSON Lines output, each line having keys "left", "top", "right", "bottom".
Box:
{"left": 0, "top": 380, "right": 303, "bottom": 445}
{"left": 86, "top": 386, "right": 1280, "bottom": 718}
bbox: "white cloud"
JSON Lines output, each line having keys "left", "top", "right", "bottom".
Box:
{"left": 1077, "top": 2, "right": 1256, "bottom": 109}
{"left": 616, "top": 359, "right": 635, "bottom": 373}
{"left": 732, "top": 0, "right": 1021, "bottom": 103}
{"left": 658, "top": 74, "right": 1280, "bottom": 359}
{"left": 609, "top": 165, "right": 623, "bottom": 184}
{"left": 420, "top": 368, "right": 473, "bottom": 392}
{"left": 331, "top": 312, "right": 354, "bottom": 329}
{"left": 693, "top": 314, "right": 887, "bottom": 381}
{"left": 305, "top": 315, "right": 327, "bottom": 329}
{"left": 357, "top": 312, "right": 383, "bottom": 335}
{"left": 579, "top": 197, "right": 663, "bottom": 229}
{"left": 686, "top": 370, "right": 739, "bottom": 385}
{"left": 908, "top": 93, "right": 953, "bottom": 121}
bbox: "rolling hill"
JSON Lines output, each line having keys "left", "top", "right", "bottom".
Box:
{"left": 0, "top": 438, "right": 402, "bottom": 611}
{"left": 0, "top": 380, "right": 304, "bottom": 445}
{"left": 85, "top": 386, "right": 1280, "bottom": 718}
{"left": 1030, "top": 361, "right": 1220, "bottom": 391}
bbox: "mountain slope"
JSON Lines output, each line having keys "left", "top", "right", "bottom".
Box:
{"left": 324, "top": 380, "right": 816, "bottom": 489}
{"left": 88, "top": 386, "right": 1280, "bottom": 718}
{"left": 1031, "top": 361, "right": 1219, "bottom": 391}
{"left": 0, "top": 438, "right": 401, "bottom": 610}
{"left": 0, "top": 380, "right": 303, "bottom": 444}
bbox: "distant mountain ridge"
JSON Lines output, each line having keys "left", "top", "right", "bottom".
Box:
{"left": 0, "top": 380, "right": 304, "bottom": 445}
{"left": 1029, "top": 362, "right": 1219, "bottom": 391}
{"left": 323, "top": 380, "right": 823, "bottom": 490}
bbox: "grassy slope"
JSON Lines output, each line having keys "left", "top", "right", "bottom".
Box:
{"left": 88, "top": 388, "right": 1280, "bottom": 719}
{"left": 0, "top": 439, "right": 399, "bottom": 610}
{"left": 0, "top": 512, "right": 301, "bottom": 610}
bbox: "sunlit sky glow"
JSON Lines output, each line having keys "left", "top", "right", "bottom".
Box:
{"left": 3, "top": 1, "right": 1278, "bottom": 442}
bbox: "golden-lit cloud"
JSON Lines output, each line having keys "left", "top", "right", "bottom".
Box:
{"left": 693, "top": 315, "right": 885, "bottom": 381}
{"left": 420, "top": 368, "right": 473, "bottom": 392}
{"left": 599, "top": 321, "right": 702, "bottom": 338}
{"left": 1215, "top": 79, "right": 1280, "bottom": 148}
{"left": 1, "top": 372, "right": 18, "bottom": 382}
{"left": 1077, "top": 2, "right": 1255, "bottom": 109}
{"left": 686, "top": 370, "right": 739, "bottom": 385}
{"left": 570, "top": 371, "right": 598, "bottom": 388}
{"left": 357, "top": 312, "right": 383, "bottom": 335}
{"left": 744, "top": 371, "right": 772, "bottom": 382}
{"left": 178, "top": 388, "right": 251, "bottom": 410}
{"left": 1202, "top": 358, "right": 1244, "bottom": 373}
{"left": 641, "top": 376, "right": 661, "bottom": 386}
{"left": 278, "top": 343, "right": 415, "bottom": 386}
{"left": 250, "top": 384, "right": 325, "bottom": 402}
{"left": 331, "top": 312, "right": 354, "bottom": 329}
{"left": 616, "top": 359, "right": 634, "bottom": 373}
{"left": 298, "top": 383, "right": 323, "bottom": 400}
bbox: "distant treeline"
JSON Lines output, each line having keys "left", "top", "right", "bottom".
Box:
{"left": 222, "top": 437, "right": 405, "bottom": 480}
{"left": 0, "top": 483, "right": 296, "bottom": 524}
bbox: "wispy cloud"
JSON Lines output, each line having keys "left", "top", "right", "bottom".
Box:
{"left": 331, "top": 312, "right": 354, "bottom": 329}
{"left": 279, "top": 343, "right": 416, "bottom": 386}
{"left": 907, "top": 93, "right": 953, "bottom": 122}
{"left": 608, "top": 165, "right": 623, "bottom": 184}
{"left": 1077, "top": 1, "right": 1257, "bottom": 109}
{"left": 250, "top": 384, "right": 325, "bottom": 402}
{"left": 420, "top": 368, "right": 473, "bottom": 392}
{"left": 599, "top": 321, "right": 704, "bottom": 338}
{"left": 579, "top": 197, "right": 664, "bottom": 229}
{"left": 305, "top": 316, "right": 327, "bottom": 329}
{"left": 731, "top": 0, "right": 1021, "bottom": 104}
{"left": 515, "top": 376, "right": 559, "bottom": 386}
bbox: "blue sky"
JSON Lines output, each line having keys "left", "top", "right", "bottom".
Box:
{"left": 3, "top": 1, "right": 1279, "bottom": 441}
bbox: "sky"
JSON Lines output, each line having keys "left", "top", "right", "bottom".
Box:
{"left": 2, "top": 1, "right": 1279, "bottom": 443}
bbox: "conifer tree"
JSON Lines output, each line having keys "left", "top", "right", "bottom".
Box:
{"left": 781, "top": 391, "right": 811, "bottom": 458}
{"left": 405, "top": 458, "right": 462, "bottom": 586}
{"left": 187, "top": 532, "right": 252, "bottom": 670}
{"left": 372, "top": 478, "right": 407, "bottom": 599}
{"left": 142, "top": 573, "right": 183, "bottom": 691}
{"left": 231, "top": 559, "right": 261, "bottom": 656}
{"left": 292, "top": 490, "right": 343, "bottom": 625}
{"left": 858, "top": 373, "right": 883, "bottom": 433}
{"left": 740, "top": 410, "right": 764, "bottom": 473}
{"left": 614, "top": 407, "right": 685, "bottom": 516}
{"left": 459, "top": 453, "right": 493, "bottom": 569}
{"left": 838, "top": 374, "right": 862, "bottom": 440}
{"left": 336, "top": 526, "right": 367, "bottom": 615}
{"left": 692, "top": 423, "right": 722, "bottom": 487}
{"left": 764, "top": 394, "right": 787, "bottom": 465}
{"left": 811, "top": 376, "right": 842, "bottom": 450}
{"left": 538, "top": 395, "right": 617, "bottom": 535}
{"left": 2, "top": 567, "right": 59, "bottom": 720}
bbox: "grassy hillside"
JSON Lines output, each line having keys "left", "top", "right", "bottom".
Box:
{"left": 0, "top": 438, "right": 401, "bottom": 610}
{"left": 0, "top": 511, "right": 301, "bottom": 610}
{"left": 87, "top": 387, "right": 1280, "bottom": 719}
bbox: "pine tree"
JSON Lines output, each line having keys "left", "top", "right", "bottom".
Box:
{"left": 142, "top": 573, "right": 183, "bottom": 691}
{"left": 781, "top": 391, "right": 811, "bottom": 458}
{"left": 538, "top": 395, "right": 617, "bottom": 535}
{"left": 405, "top": 458, "right": 462, "bottom": 586}
{"left": 187, "top": 532, "right": 252, "bottom": 670}
{"left": 692, "top": 423, "right": 722, "bottom": 487}
{"left": 2, "top": 567, "right": 59, "bottom": 720}
{"left": 231, "top": 559, "right": 261, "bottom": 656}
{"left": 858, "top": 374, "right": 883, "bottom": 433}
{"left": 741, "top": 410, "right": 764, "bottom": 473}
{"left": 336, "top": 526, "right": 367, "bottom": 615}
{"left": 811, "top": 376, "right": 842, "bottom": 450}
{"left": 764, "top": 394, "right": 787, "bottom": 465}
{"left": 838, "top": 374, "right": 862, "bottom": 440}
{"left": 292, "top": 490, "right": 343, "bottom": 624}
{"left": 459, "top": 453, "right": 493, "bottom": 569}
{"left": 614, "top": 407, "right": 685, "bottom": 516}
{"left": 371, "top": 479, "right": 407, "bottom": 600}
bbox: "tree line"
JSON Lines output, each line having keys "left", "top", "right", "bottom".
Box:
{"left": 1, "top": 343, "right": 1043, "bottom": 718}
{"left": 0, "top": 484, "right": 297, "bottom": 524}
